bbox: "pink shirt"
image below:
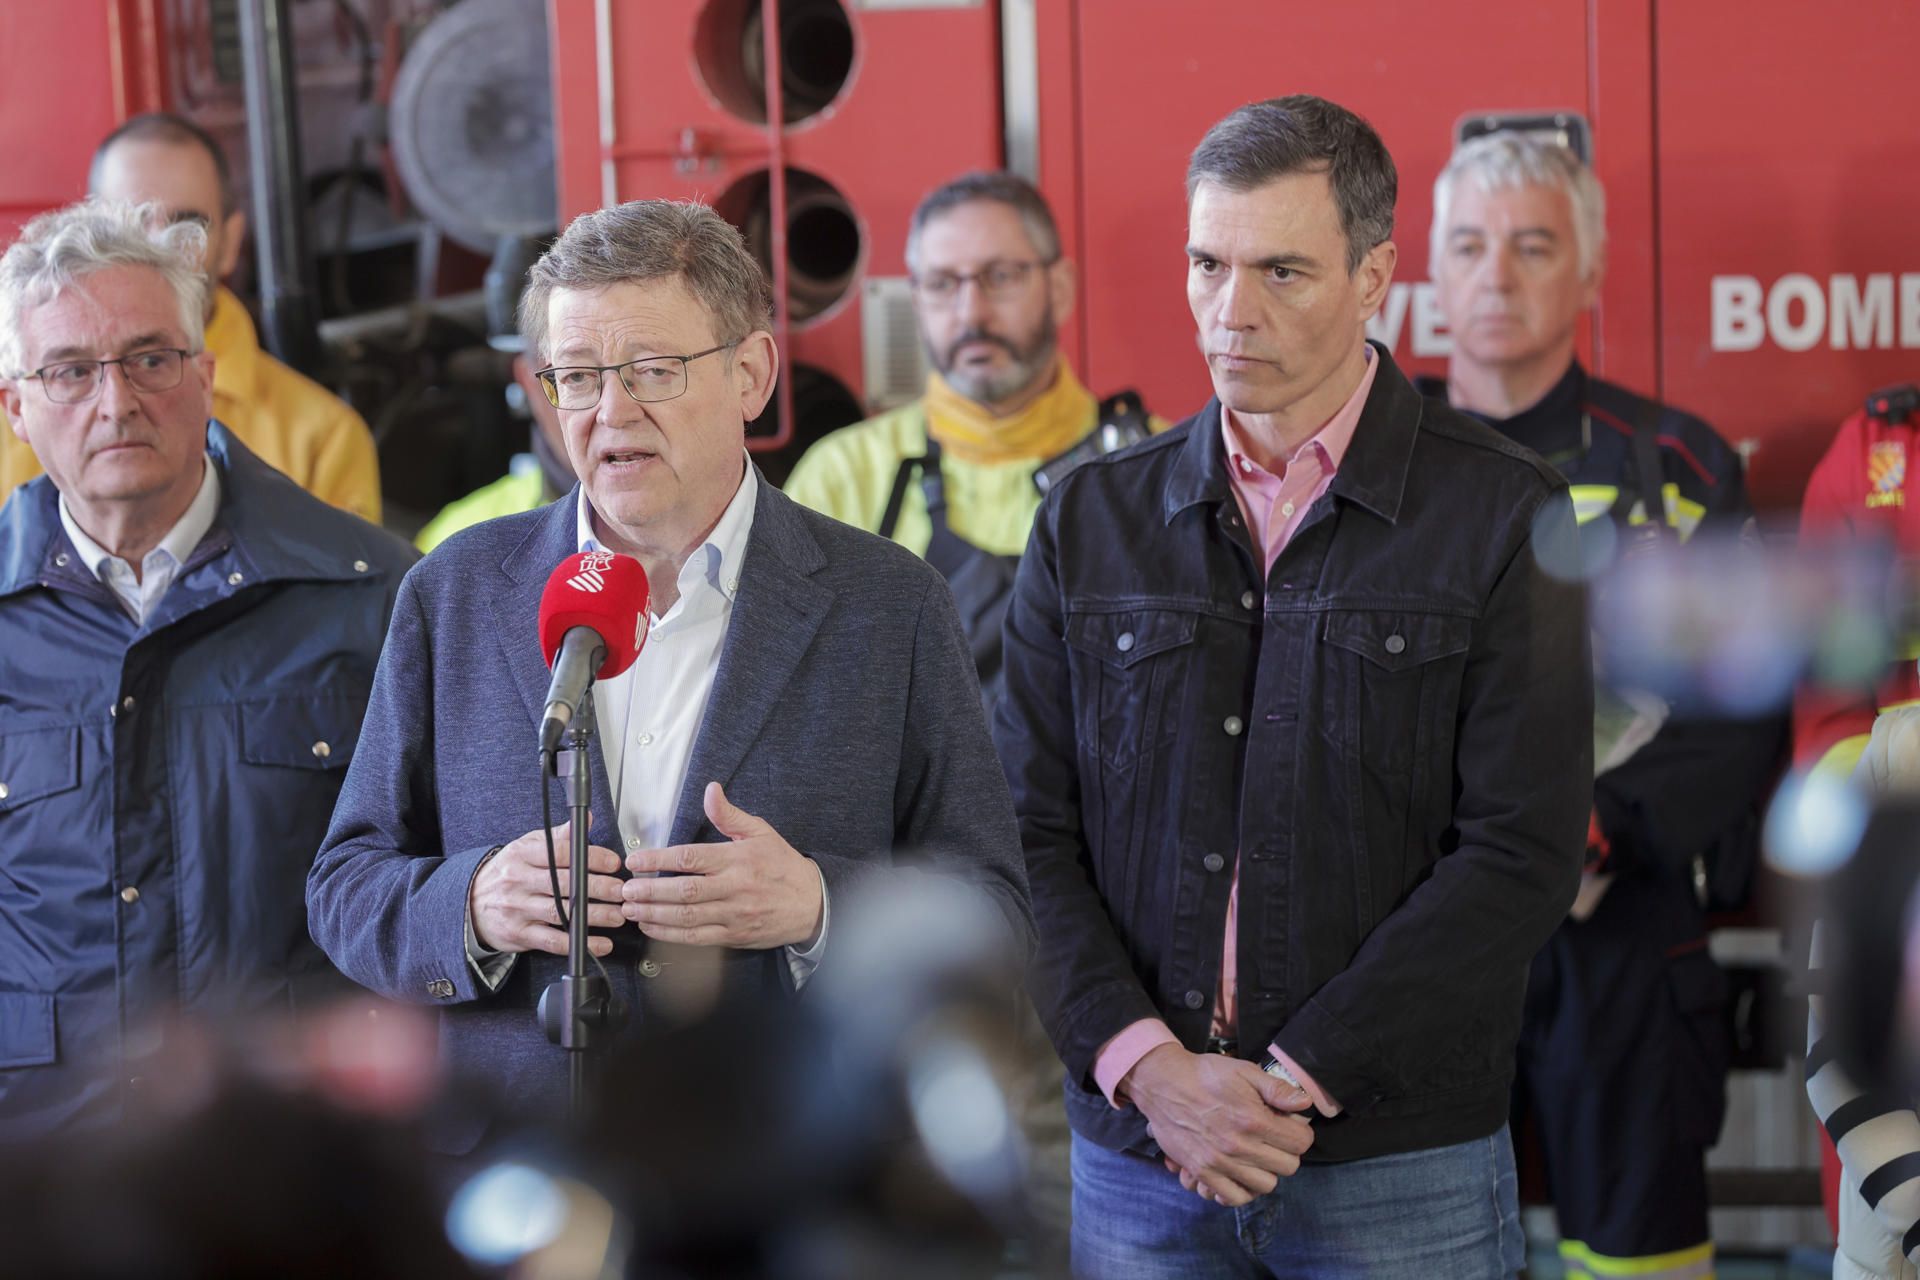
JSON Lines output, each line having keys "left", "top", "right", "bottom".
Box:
{"left": 1091, "top": 349, "right": 1378, "bottom": 1118}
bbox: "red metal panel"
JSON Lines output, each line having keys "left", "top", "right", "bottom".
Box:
{"left": 1587, "top": 0, "right": 1658, "bottom": 395}
{"left": 547, "top": 0, "right": 1003, "bottom": 423}
{"left": 1031, "top": 0, "right": 1086, "bottom": 375}
{"left": 0, "top": 2, "right": 164, "bottom": 242}
{"left": 1060, "top": 0, "right": 1601, "bottom": 421}
{"left": 1654, "top": 0, "right": 1920, "bottom": 510}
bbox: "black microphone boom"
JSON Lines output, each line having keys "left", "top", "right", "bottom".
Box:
{"left": 540, "top": 625, "right": 609, "bottom": 754}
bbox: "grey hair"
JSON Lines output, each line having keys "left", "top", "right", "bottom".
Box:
{"left": 905, "top": 171, "right": 1061, "bottom": 273}
{"left": 0, "top": 197, "right": 209, "bottom": 376}
{"left": 1187, "top": 95, "right": 1397, "bottom": 274}
{"left": 518, "top": 199, "right": 773, "bottom": 361}
{"left": 1430, "top": 132, "right": 1606, "bottom": 278}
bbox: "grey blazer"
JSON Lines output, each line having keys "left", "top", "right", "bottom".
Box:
{"left": 307, "top": 474, "right": 1031, "bottom": 1140}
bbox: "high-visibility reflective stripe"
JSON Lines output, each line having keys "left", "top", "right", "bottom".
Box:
{"left": 1559, "top": 1238, "right": 1715, "bottom": 1278}
{"left": 1569, "top": 484, "right": 1619, "bottom": 525}
{"left": 1563, "top": 483, "right": 1705, "bottom": 543}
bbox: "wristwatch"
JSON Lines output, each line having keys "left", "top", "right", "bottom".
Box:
{"left": 1259, "top": 1054, "right": 1303, "bottom": 1090}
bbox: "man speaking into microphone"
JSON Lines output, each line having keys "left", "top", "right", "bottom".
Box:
{"left": 307, "top": 200, "right": 1031, "bottom": 1136}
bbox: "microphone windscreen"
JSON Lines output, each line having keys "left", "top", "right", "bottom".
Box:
{"left": 537, "top": 551, "right": 650, "bottom": 678}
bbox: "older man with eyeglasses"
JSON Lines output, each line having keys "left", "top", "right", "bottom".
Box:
{"left": 306, "top": 198, "right": 1031, "bottom": 1150}
{"left": 0, "top": 198, "right": 415, "bottom": 1138}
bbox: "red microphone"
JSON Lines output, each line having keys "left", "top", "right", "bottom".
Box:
{"left": 537, "top": 551, "right": 650, "bottom": 753}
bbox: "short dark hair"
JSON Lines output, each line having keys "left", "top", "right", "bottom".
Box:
{"left": 1187, "top": 95, "right": 1396, "bottom": 273}
{"left": 906, "top": 171, "right": 1061, "bottom": 272}
{"left": 91, "top": 112, "right": 236, "bottom": 214}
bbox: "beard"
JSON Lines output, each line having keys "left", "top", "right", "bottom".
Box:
{"left": 927, "top": 307, "right": 1058, "bottom": 407}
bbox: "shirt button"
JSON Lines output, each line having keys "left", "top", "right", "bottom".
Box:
{"left": 121, "top": 886, "right": 140, "bottom": 904}
{"left": 626, "top": 837, "right": 642, "bottom": 851}
{"left": 121, "top": 696, "right": 136, "bottom": 712}
{"left": 639, "top": 959, "right": 662, "bottom": 978}
{"left": 1223, "top": 716, "right": 1244, "bottom": 736}
{"left": 1281, "top": 501, "right": 1295, "bottom": 518}
{"left": 227, "top": 571, "right": 244, "bottom": 586}
{"left": 54, "top": 552, "right": 70, "bottom": 567}
{"left": 1240, "top": 590, "right": 1255, "bottom": 610}
{"left": 0, "top": 782, "right": 8, "bottom": 801}
{"left": 637, "top": 732, "right": 654, "bottom": 747}
{"left": 1385, "top": 633, "right": 1407, "bottom": 655}
{"left": 1184, "top": 989, "right": 1206, "bottom": 1010}
{"left": 1203, "top": 853, "right": 1226, "bottom": 873}
{"left": 353, "top": 559, "right": 369, "bottom": 573}
{"left": 1115, "top": 632, "right": 1135, "bottom": 653}
{"left": 311, "top": 741, "right": 331, "bottom": 760}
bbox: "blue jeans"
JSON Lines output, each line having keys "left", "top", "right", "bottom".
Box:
{"left": 1069, "top": 1125, "right": 1523, "bottom": 1279}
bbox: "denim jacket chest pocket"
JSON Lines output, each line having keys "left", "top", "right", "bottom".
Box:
{"left": 1063, "top": 607, "right": 1199, "bottom": 773}
{"left": 1320, "top": 609, "right": 1473, "bottom": 784}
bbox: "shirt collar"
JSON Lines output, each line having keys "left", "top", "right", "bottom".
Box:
{"left": 1221, "top": 345, "right": 1376, "bottom": 480}
{"left": 58, "top": 453, "right": 220, "bottom": 581}
{"left": 574, "top": 455, "right": 758, "bottom": 618}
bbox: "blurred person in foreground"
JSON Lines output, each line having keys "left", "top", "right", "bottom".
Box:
{"left": 1425, "top": 130, "right": 1785, "bottom": 1279}
{"left": 1804, "top": 697, "right": 1920, "bottom": 1280}
{"left": 0, "top": 112, "right": 383, "bottom": 522}
{"left": 995, "top": 94, "right": 1590, "bottom": 1276}
{"left": 0, "top": 1001, "right": 477, "bottom": 1280}
{"left": 306, "top": 199, "right": 1031, "bottom": 1151}
{"left": 0, "top": 198, "right": 414, "bottom": 1139}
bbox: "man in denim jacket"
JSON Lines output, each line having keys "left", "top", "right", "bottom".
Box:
{"left": 995, "top": 95, "right": 1592, "bottom": 1277}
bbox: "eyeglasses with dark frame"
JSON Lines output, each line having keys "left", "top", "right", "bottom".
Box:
{"left": 24, "top": 348, "right": 194, "bottom": 405}
{"left": 910, "top": 258, "right": 1058, "bottom": 305}
{"left": 535, "top": 342, "right": 741, "bottom": 410}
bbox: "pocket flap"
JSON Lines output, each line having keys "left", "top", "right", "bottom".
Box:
{"left": 239, "top": 694, "right": 365, "bottom": 771}
{"left": 1064, "top": 609, "right": 1197, "bottom": 669}
{"left": 0, "top": 992, "right": 55, "bottom": 1069}
{"left": 0, "top": 725, "right": 80, "bottom": 812}
{"left": 1322, "top": 611, "right": 1472, "bottom": 672}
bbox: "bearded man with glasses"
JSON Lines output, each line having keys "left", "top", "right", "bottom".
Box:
{"left": 786, "top": 172, "right": 1164, "bottom": 713}
{"left": 0, "top": 198, "right": 415, "bottom": 1138}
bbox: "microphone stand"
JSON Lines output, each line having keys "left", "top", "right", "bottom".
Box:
{"left": 538, "top": 693, "right": 612, "bottom": 1121}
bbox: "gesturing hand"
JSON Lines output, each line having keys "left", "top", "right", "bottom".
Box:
{"left": 621, "top": 782, "right": 825, "bottom": 949}
{"left": 1123, "top": 1044, "right": 1315, "bottom": 1207}
{"left": 469, "top": 818, "right": 625, "bottom": 957}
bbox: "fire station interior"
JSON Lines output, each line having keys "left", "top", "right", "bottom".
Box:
{"left": 1, "top": 1, "right": 1916, "bottom": 1277}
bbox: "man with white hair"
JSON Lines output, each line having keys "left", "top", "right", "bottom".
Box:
{"left": 0, "top": 199, "right": 415, "bottom": 1138}
{"left": 1425, "top": 132, "right": 1785, "bottom": 1279}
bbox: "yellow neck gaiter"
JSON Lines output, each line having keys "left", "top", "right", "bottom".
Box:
{"left": 923, "top": 358, "right": 1096, "bottom": 465}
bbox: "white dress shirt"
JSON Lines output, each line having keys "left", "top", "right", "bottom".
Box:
{"left": 58, "top": 455, "right": 220, "bottom": 625}
{"left": 469, "top": 460, "right": 828, "bottom": 989}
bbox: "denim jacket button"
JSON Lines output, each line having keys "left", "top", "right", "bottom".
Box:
{"left": 1385, "top": 633, "right": 1407, "bottom": 655}
{"left": 1184, "top": 989, "right": 1206, "bottom": 1010}
{"left": 1223, "top": 716, "right": 1244, "bottom": 736}
{"left": 1203, "top": 852, "right": 1226, "bottom": 873}
{"left": 1115, "top": 631, "right": 1135, "bottom": 653}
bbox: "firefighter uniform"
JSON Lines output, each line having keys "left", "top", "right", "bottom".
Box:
{"left": 1421, "top": 364, "right": 1787, "bottom": 1279}
{"left": 1795, "top": 402, "right": 1920, "bottom": 778}
{"left": 1793, "top": 398, "right": 1920, "bottom": 1240}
